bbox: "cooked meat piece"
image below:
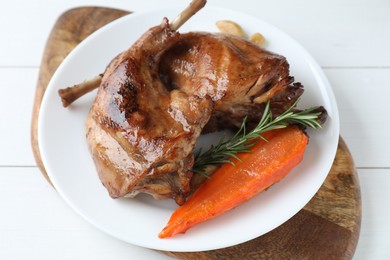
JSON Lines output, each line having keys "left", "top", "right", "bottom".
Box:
{"left": 159, "top": 32, "right": 304, "bottom": 132}
{"left": 61, "top": 0, "right": 323, "bottom": 205}
{"left": 86, "top": 17, "right": 213, "bottom": 205}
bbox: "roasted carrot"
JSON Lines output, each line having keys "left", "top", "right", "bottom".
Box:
{"left": 158, "top": 126, "right": 309, "bottom": 238}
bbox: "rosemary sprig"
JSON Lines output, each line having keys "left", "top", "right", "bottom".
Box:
{"left": 193, "top": 99, "right": 323, "bottom": 176}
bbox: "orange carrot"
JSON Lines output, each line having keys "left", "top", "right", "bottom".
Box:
{"left": 158, "top": 126, "right": 309, "bottom": 238}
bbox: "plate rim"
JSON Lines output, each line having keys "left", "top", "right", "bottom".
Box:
{"left": 38, "top": 5, "right": 340, "bottom": 252}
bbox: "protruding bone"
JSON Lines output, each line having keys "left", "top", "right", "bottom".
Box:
{"left": 58, "top": 75, "right": 102, "bottom": 107}
{"left": 170, "top": 0, "right": 206, "bottom": 31}
{"left": 58, "top": 0, "right": 206, "bottom": 107}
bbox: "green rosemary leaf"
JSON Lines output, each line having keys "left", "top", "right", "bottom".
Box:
{"left": 193, "top": 99, "right": 324, "bottom": 175}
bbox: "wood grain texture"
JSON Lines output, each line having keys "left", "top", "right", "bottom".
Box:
{"left": 30, "top": 7, "right": 361, "bottom": 259}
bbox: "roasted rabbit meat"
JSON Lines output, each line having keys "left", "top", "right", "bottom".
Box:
{"left": 59, "top": 0, "right": 323, "bottom": 205}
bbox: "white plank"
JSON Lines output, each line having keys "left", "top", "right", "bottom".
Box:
{"left": 0, "top": 68, "right": 37, "bottom": 166}
{"left": 0, "top": 0, "right": 178, "bottom": 68}
{"left": 0, "top": 167, "right": 172, "bottom": 260}
{"left": 324, "top": 68, "right": 390, "bottom": 168}
{"left": 0, "top": 0, "right": 389, "bottom": 67}
{"left": 354, "top": 169, "right": 390, "bottom": 259}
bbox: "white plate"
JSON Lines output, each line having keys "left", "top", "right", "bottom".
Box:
{"left": 38, "top": 5, "right": 339, "bottom": 252}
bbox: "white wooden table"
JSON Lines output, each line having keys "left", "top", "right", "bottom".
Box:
{"left": 1, "top": 0, "right": 389, "bottom": 259}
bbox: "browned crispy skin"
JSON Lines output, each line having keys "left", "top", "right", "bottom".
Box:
{"left": 160, "top": 32, "right": 304, "bottom": 132}
{"left": 86, "top": 19, "right": 212, "bottom": 205}
{"left": 86, "top": 21, "right": 308, "bottom": 205}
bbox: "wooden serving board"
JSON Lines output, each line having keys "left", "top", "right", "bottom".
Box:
{"left": 31, "top": 7, "right": 361, "bottom": 259}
